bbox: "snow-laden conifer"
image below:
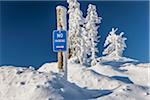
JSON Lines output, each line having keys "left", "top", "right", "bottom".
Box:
{"left": 67, "top": 0, "right": 88, "bottom": 65}
{"left": 85, "top": 4, "right": 102, "bottom": 66}
{"left": 67, "top": 0, "right": 84, "bottom": 61}
{"left": 103, "top": 28, "right": 127, "bottom": 58}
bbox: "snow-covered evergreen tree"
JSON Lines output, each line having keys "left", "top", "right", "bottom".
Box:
{"left": 103, "top": 28, "right": 127, "bottom": 58}
{"left": 67, "top": 0, "right": 85, "bottom": 64}
{"left": 79, "top": 26, "right": 89, "bottom": 65}
{"left": 67, "top": 1, "right": 102, "bottom": 66}
{"left": 85, "top": 4, "right": 102, "bottom": 66}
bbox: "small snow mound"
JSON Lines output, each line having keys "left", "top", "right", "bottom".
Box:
{"left": 120, "top": 63, "right": 150, "bottom": 87}
{"left": 1, "top": 66, "right": 114, "bottom": 100}
{"left": 97, "top": 56, "right": 138, "bottom": 63}
{"left": 38, "top": 63, "right": 58, "bottom": 73}
{"left": 67, "top": 63, "right": 124, "bottom": 90}
{"left": 90, "top": 61, "right": 149, "bottom": 87}
{"left": 136, "top": 63, "right": 150, "bottom": 68}
{"left": 89, "top": 64, "right": 125, "bottom": 77}
{"left": 98, "top": 84, "right": 150, "bottom": 100}
{"left": 0, "top": 66, "right": 64, "bottom": 100}
{"left": 39, "top": 62, "right": 124, "bottom": 90}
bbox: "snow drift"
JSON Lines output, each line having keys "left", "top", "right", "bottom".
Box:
{"left": 38, "top": 58, "right": 150, "bottom": 100}
{"left": 39, "top": 62, "right": 124, "bottom": 90}
{"left": 0, "top": 66, "right": 112, "bottom": 100}
{"left": 0, "top": 58, "right": 149, "bottom": 100}
{"left": 0, "top": 66, "right": 63, "bottom": 100}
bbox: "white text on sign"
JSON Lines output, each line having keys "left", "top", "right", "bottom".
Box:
{"left": 57, "top": 33, "right": 63, "bottom": 38}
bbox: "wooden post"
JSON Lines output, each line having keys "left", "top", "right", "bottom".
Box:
{"left": 56, "top": 6, "right": 67, "bottom": 76}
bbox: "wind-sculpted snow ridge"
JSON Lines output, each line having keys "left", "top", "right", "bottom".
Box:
{"left": 0, "top": 66, "right": 113, "bottom": 100}
{"left": 39, "top": 59, "right": 150, "bottom": 100}
{"left": 39, "top": 62, "right": 124, "bottom": 90}
{"left": 120, "top": 63, "right": 150, "bottom": 87}
{"left": 0, "top": 66, "right": 64, "bottom": 100}
{"left": 67, "top": 63, "right": 124, "bottom": 90}
{"left": 97, "top": 56, "right": 138, "bottom": 63}
{"left": 90, "top": 56, "right": 149, "bottom": 87}
{"left": 0, "top": 58, "right": 149, "bottom": 100}
{"left": 96, "top": 84, "right": 150, "bottom": 100}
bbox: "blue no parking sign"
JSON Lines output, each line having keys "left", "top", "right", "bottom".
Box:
{"left": 53, "top": 30, "right": 67, "bottom": 52}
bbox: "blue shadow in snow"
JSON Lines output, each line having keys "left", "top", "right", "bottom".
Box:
{"left": 90, "top": 90, "right": 113, "bottom": 99}
{"left": 111, "top": 76, "right": 134, "bottom": 84}
{"left": 102, "top": 61, "right": 138, "bottom": 68}
{"left": 101, "top": 61, "right": 139, "bottom": 72}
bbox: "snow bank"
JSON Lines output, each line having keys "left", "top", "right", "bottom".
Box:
{"left": 67, "top": 63, "right": 124, "bottom": 90}
{"left": 38, "top": 63, "right": 58, "bottom": 73}
{"left": 0, "top": 66, "right": 63, "bottom": 100}
{"left": 39, "top": 62, "right": 124, "bottom": 90}
{"left": 1, "top": 59, "right": 149, "bottom": 100}
{"left": 1, "top": 66, "right": 107, "bottom": 100}
{"left": 121, "top": 63, "right": 150, "bottom": 87}
{"left": 0, "top": 66, "right": 115, "bottom": 100}
{"left": 89, "top": 64, "right": 125, "bottom": 77}
{"left": 90, "top": 62, "right": 149, "bottom": 87}
{"left": 97, "top": 84, "right": 150, "bottom": 100}
{"left": 97, "top": 56, "right": 138, "bottom": 63}
{"left": 38, "top": 59, "right": 150, "bottom": 100}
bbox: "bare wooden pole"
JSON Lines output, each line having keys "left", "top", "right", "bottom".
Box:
{"left": 56, "top": 6, "right": 67, "bottom": 74}
{"left": 57, "top": 52, "right": 63, "bottom": 71}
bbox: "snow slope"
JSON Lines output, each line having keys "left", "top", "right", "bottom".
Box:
{"left": 0, "top": 66, "right": 63, "bottom": 100}
{"left": 39, "top": 62, "right": 124, "bottom": 90}
{"left": 38, "top": 57, "right": 150, "bottom": 100}
{"left": 0, "top": 66, "right": 112, "bottom": 100}
{"left": 97, "top": 84, "right": 150, "bottom": 100}
{"left": 90, "top": 63, "right": 150, "bottom": 87}
{"left": 0, "top": 57, "right": 149, "bottom": 100}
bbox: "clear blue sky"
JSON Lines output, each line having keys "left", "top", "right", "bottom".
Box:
{"left": 0, "top": 1, "right": 149, "bottom": 68}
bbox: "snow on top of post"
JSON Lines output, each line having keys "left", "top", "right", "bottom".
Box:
{"left": 56, "top": 6, "right": 67, "bottom": 11}
{"left": 67, "top": 0, "right": 77, "bottom": 3}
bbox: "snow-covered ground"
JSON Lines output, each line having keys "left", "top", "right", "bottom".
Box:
{"left": 0, "top": 57, "right": 150, "bottom": 100}
{"left": 0, "top": 66, "right": 110, "bottom": 100}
